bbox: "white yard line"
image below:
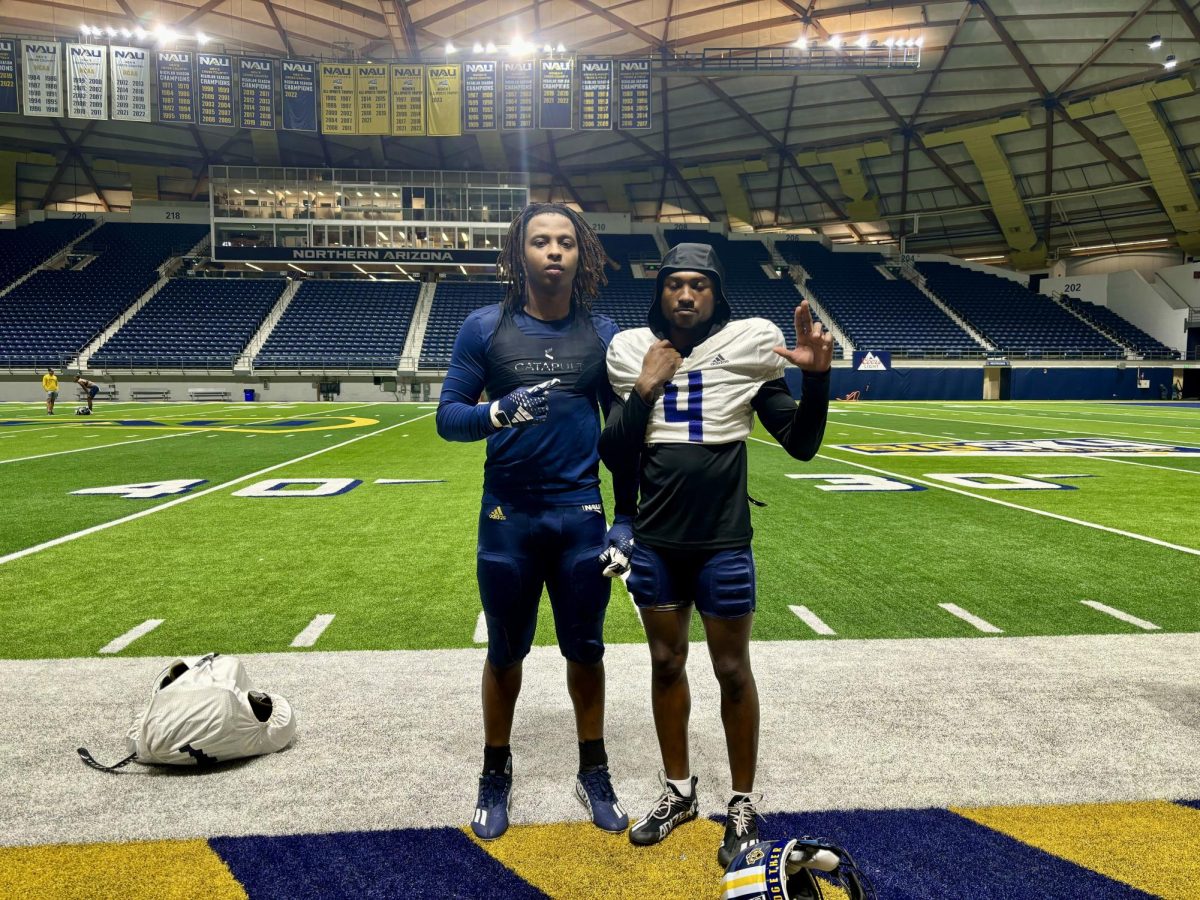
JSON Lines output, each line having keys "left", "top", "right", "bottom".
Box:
{"left": 875, "top": 404, "right": 1200, "bottom": 441}
{"left": 751, "top": 438, "right": 1200, "bottom": 557}
{"left": 291, "top": 615, "right": 336, "bottom": 648}
{"left": 1080, "top": 600, "right": 1160, "bottom": 631}
{"left": 789, "top": 604, "right": 836, "bottom": 635}
{"left": 98, "top": 619, "right": 164, "bottom": 654}
{"left": 473, "top": 610, "right": 488, "bottom": 644}
{"left": 939, "top": 603, "right": 1003, "bottom": 634}
{"left": 0, "top": 413, "right": 433, "bottom": 567}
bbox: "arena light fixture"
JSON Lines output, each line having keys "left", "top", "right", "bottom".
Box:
{"left": 827, "top": 35, "right": 841, "bottom": 49}
{"left": 196, "top": 32, "right": 210, "bottom": 45}
{"left": 486, "top": 42, "right": 496, "bottom": 53}
{"left": 794, "top": 37, "right": 808, "bottom": 49}
{"left": 915, "top": 36, "right": 924, "bottom": 47}
{"left": 1164, "top": 54, "right": 1178, "bottom": 69}
{"left": 883, "top": 37, "right": 895, "bottom": 48}
{"left": 855, "top": 34, "right": 869, "bottom": 49}
{"left": 444, "top": 41, "right": 457, "bottom": 54}
{"left": 1148, "top": 34, "right": 1162, "bottom": 49}
{"left": 473, "top": 42, "right": 484, "bottom": 53}
{"left": 1068, "top": 237, "right": 1169, "bottom": 253}
{"left": 557, "top": 43, "right": 565, "bottom": 53}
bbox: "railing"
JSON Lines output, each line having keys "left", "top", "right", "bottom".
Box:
{"left": 87, "top": 355, "right": 241, "bottom": 374}
{"left": 250, "top": 355, "right": 403, "bottom": 374}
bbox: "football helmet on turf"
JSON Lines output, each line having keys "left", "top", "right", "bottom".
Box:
{"left": 721, "top": 838, "right": 875, "bottom": 900}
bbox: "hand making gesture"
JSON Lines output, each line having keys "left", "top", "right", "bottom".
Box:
{"left": 773, "top": 300, "right": 833, "bottom": 373}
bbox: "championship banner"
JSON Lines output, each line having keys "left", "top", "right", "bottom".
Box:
{"left": 156, "top": 50, "right": 195, "bottom": 123}
{"left": 66, "top": 44, "right": 106, "bottom": 120}
{"left": 0, "top": 40, "right": 16, "bottom": 114}
{"left": 281, "top": 60, "right": 316, "bottom": 131}
{"left": 426, "top": 63, "right": 461, "bottom": 137}
{"left": 853, "top": 350, "right": 891, "bottom": 371}
{"left": 109, "top": 46, "right": 150, "bottom": 121}
{"left": 354, "top": 64, "right": 389, "bottom": 135}
{"left": 390, "top": 64, "right": 424, "bottom": 136}
{"left": 617, "top": 60, "right": 651, "bottom": 130}
{"left": 197, "top": 53, "right": 234, "bottom": 127}
{"left": 319, "top": 63, "right": 355, "bottom": 134}
{"left": 579, "top": 59, "right": 612, "bottom": 131}
{"left": 239, "top": 57, "right": 275, "bottom": 130}
{"left": 463, "top": 60, "right": 497, "bottom": 131}
{"left": 502, "top": 60, "right": 534, "bottom": 129}
{"left": 538, "top": 58, "right": 573, "bottom": 129}
{"left": 21, "top": 41, "right": 62, "bottom": 117}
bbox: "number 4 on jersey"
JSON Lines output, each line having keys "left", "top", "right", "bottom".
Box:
{"left": 663, "top": 371, "right": 704, "bottom": 442}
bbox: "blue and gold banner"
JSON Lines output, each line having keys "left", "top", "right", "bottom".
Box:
{"left": 280, "top": 59, "right": 316, "bottom": 132}
{"left": 617, "top": 59, "right": 651, "bottom": 130}
{"left": 0, "top": 40, "right": 16, "bottom": 114}
{"left": 66, "top": 43, "right": 106, "bottom": 120}
{"left": 502, "top": 60, "right": 534, "bottom": 130}
{"left": 156, "top": 50, "right": 195, "bottom": 123}
{"left": 197, "top": 53, "right": 233, "bottom": 127}
{"left": 319, "top": 63, "right": 355, "bottom": 134}
{"left": 390, "top": 64, "right": 424, "bottom": 136}
{"left": 21, "top": 41, "right": 62, "bottom": 117}
{"left": 239, "top": 57, "right": 275, "bottom": 130}
{"left": 463, "top": 60, "right": 496, "bottom": 131}
{"left": 426, "top": 63, "right": 460, "bottom": 137}
{"left": 109, "top": 46, "right": 150, "bottom": 121}
{"left": 354, "top": 64, "right": 389, "bottom": 135}
{"left": 538, "top": 58, "right": 572, "bottom": 129}
{"left": 579, "top": 59, "right": 611, "bottom": 131}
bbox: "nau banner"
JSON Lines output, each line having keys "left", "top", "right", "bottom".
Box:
{"left": 66, "top": 43, "right": 106, "bottom": 120}
{"left": 239, "top": 57, "right": 275, "bottom": 130}
{"left": 281, "top": 59, "right": 316, "bottom": 131}
{"left": 21, "top": 42, "right": 62, "bottom": 117}
{"left": 390, "top": 64, "right": 424, "bottom": 136}
{"left": 579, "top": 59, "right": 612, "bottom": 130}
{"left": 197, "top": 53, "right": 234, "bottom": 127}
{"left": 617, "top": 59, "right": 651, "bottom": 130}
{"left": 109, "top": 46, "right": 150, "bottom": 121}
{"left": 539, "top": 58, "right": 572, "bottom": 129}
{"left": 319, "top": 63, "right": 355, "bottom": 134}
{"left": 426, "top": 63, "right": 460, "bottom": 136}
{"left": 463, "top": 61, "right": 496, "bottom": 131}
{"left": 354, "top": 64, "right": 389, "bottom": 135}
{"left": 502, "top": 60, "right": 534, "bottom": 129}
{"left": 0, "top": 40, "right": 15, "bottom": 114}
{"left": 156, "top": 50, "right": 195, "bottom": 123}
{"left": 853, "top": 350, "right": 891, "bottom": 371}
{"left": 214, "top": 245, "right": 499, "bottom": 265}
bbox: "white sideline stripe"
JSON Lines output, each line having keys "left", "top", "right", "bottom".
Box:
{"left": 750, "top": 438, "right": 1200, "bottom": 557}
{"left": 0, "top": 429, "right": 202, "bottom": 465}
{"left": 1095, "top": 457, "right": 1200, "bottom": 476}
{"left": 291, "top": 614, "right": 336, "bottom": 647}
{"left": 1081, "top": 600, "right": 1160, "bottom": 631}
{"left": 0, "top": 412, "right": 434, "bottom": 567}
{"left": 474, "top": 611, "right": 488, "bottom": 644}
{"left": 939, "top": 603, "right": 1003, "bottom": 634}
{"left": 789, "top": 605, "right": 836, "bottom": 636}
{"left": 99, "top": 619, "right": 163, "bottom": 654}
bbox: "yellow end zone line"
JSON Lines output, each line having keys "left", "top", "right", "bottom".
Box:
{"left": 0, "top": 412, "right": 434, "bottom": 567}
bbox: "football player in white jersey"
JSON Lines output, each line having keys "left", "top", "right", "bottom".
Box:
{"left": 600, "top": 242, "right": 832, "bottom": 867}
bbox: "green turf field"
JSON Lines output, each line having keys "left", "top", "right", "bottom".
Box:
{"left": 1, "top": 399, "right": 1197, "bottom": 660}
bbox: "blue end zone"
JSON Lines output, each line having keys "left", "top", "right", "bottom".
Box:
{"left": 741, "top": 809, "right": 1157, "bottom": 900}
{"left": 0, "top": 421, "right": 39, "bottom": 426}
{"left": 180, "top": 420, "right": 222, "bottom": 426}
{"left": 261, "top": 420, "right": 317, "bottom": 426}
{"left": 209, "top": 827, "right": 548, "bottom": 900}
{"left": 1176, "top": 799, "right": 1200, "bottom": 811}
{"left": 1119, "top": 402, "right": 1200, "bottom": 408}
{"left": 116, "top": 420, "right": 167, "bottom": 426}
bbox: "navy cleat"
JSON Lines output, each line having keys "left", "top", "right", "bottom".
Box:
{"left": 575, "top": 765, "right": 629, "bottom": 833}
{"left": 718, "top": 792, "right": 763, "bottom": 868}
{"left": 471, "top": 771, "right": 513, "bottom": 840}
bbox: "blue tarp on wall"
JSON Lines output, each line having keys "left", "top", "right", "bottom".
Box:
{"left": 1011, "top": 367, "right": 1173, "bottom": 400}
{"left": 786, "top": 367, "right": 982, "bottom": 401}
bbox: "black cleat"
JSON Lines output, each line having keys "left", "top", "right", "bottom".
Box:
{"left": 718, "top": 792, "right": 763, "bottom": 868}
{"left": 629, "top": 774, "right": 698, "bottom": 846}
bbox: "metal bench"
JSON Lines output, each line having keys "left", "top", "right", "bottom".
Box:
{"left": 187, "top": 388, "right": 232, "bottom": 402}
{"left": 130, "top": 389, "right": 172, "bottom": 401}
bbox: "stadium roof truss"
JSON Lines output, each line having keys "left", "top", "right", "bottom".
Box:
{"left": 3, "top": 0, "right": 1200, "bottom": 263}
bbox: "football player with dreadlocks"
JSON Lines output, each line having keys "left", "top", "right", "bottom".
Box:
{"left": 601, "top": 242, "right": 832, "bottom": 867}
{"left": 436, "top": 202, "right": 634, "bottom": 840}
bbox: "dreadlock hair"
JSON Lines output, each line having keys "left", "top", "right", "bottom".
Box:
{"left": 496, "top": 202, "right": 612, "bottom": 313}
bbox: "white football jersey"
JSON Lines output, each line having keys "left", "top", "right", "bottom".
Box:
{"left": 607, "top": 318, "right": 788, "bottom": 445}
{"left": 126, "top": 654, "right": 296, "bottom": 765}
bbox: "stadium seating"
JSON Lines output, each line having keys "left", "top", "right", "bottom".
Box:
{"left": 917, "top": 261, "right": 1123, "bottom": 358}
{"left": 255, "top": 279, "right": 420, "bottom": 369}
{"left": 419, "top": 281, "right": 504, "bottom": 368}
{"left": 1057, "top": 295, "right": 1177, "bottom": 359}
{"left": 592, "top": 233, "right": 660, "bottom": 330}
{"left": 92, "top": 277, "right": 285, "bottom": 369}
{"left": 0, "top": 223, "right": 207, "bottom": 368}
{"left": 0, "top": 219, "right": 92, "bottom": 291}
{"left": 778, "top": 242, "right": 979, "bottom": 357}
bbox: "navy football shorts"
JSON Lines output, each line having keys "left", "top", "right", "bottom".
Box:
{"left": 88, "top": 385, "right": 99, "bottom": 398}
{"left": 627, "top": 544, "right": 756, "bottom": 619}
{"left": 476, "top": 502, "right": 611, "bottom": 668}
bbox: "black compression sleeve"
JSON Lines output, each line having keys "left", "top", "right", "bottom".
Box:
{"left": 600, "top": 390, "right": 652, "bottom": 517}
{"left": 752, "top": 370, "right": 830, "bottom": 461}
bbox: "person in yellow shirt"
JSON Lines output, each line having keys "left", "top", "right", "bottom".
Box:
{"left": 41, "top": 368, "right": 59, "bottom": 415}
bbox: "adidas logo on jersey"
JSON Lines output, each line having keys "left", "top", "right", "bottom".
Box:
{"left": 488, "top": 506, "right": 507, "bottom": 521}
{"left": 710, "top": 353, "right": 729, "bottom": 366}
{"left": 580, "top": 503, "right": 603, "bottom": 514}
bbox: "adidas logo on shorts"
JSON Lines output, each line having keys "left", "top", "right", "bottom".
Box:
{"left": 488, "top": 506, "right": 507, "bottom": 521}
